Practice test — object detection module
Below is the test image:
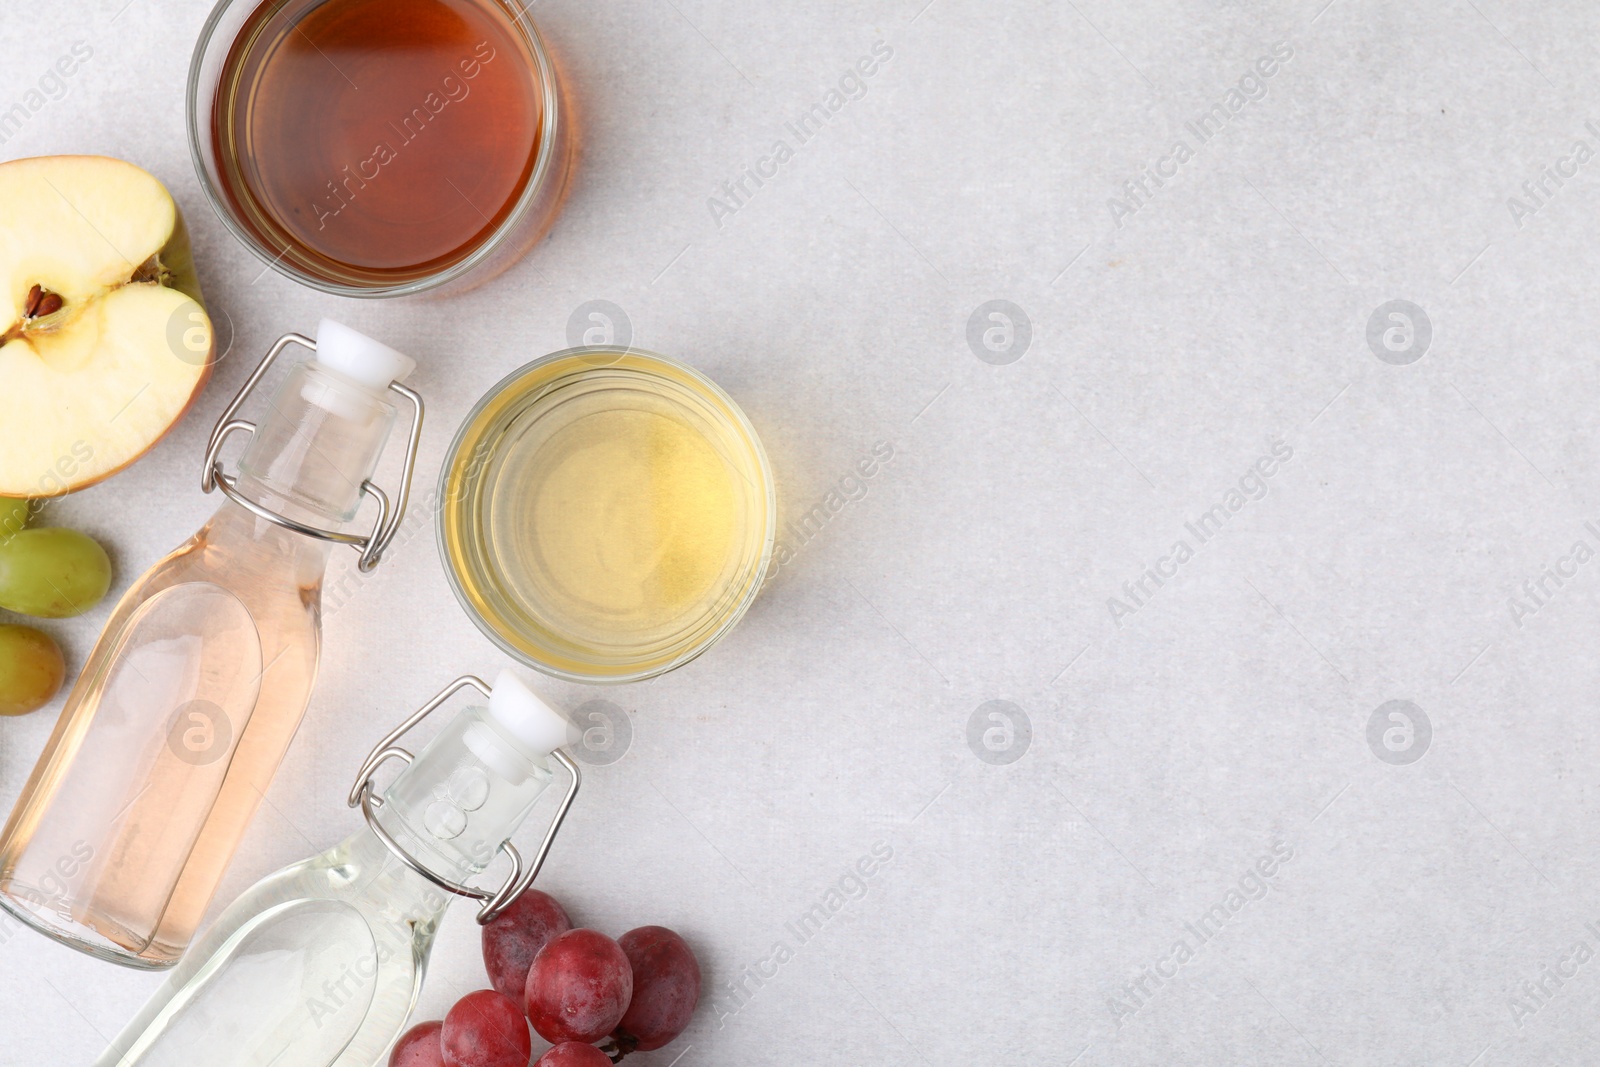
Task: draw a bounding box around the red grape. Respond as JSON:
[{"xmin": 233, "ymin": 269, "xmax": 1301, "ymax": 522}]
[
  {"xmin": 389, "ymin": 1020, "xmax": 445, "ymax": 1067},
  {"xmin": 613, "ymin": 926, "xmax": 700, "ymax": 1052},
  {"xmin": 534, "ymin": 1042, "xmax": 612, "ymax": 1067},
  {"xmin": 482, "ymin": 888, "xmax": 572, "ymax": 1004},
  {"xmin": 441, "ymin": 990, "xmax": 532, "ymax": 1067},
  {"xmin": 525, "ymin": 929, "xmax": 634, "ymax": 1044}
]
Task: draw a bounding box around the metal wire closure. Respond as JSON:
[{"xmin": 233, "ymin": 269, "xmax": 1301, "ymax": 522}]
[
  {"xmin": 200, "ymin": 331, "xmax": 424, "ymax": 572},
  {"xmin": 345, "ymin": 675, "xmax": 582, "ymax": 924}
]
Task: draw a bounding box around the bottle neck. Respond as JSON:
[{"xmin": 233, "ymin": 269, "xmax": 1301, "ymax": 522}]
[
  {"xmin": 373, "ymin": 706, "xmax": 555, "ymax": 887},
  {"xmin": 234, "ymin": 361, "xmax": 399, "ymax": 530}
]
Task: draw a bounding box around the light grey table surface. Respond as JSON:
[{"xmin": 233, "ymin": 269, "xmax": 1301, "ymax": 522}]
[{"xmin": 3, "ymin": 0, "xmax": 1598, "ymax": 1064}]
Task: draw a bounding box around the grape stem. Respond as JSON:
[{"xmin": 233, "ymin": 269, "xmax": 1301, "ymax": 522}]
[{"xmin": 598, "ymin": 1035, "xmax": 634, "ymax": 1062}]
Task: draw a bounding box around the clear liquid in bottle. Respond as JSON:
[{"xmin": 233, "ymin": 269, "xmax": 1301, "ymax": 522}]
[{"xmin": 96, "ymin": 672, "xmax": 575, "ymax": 1066}]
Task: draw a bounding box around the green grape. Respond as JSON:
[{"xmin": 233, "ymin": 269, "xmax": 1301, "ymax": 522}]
[
  {"xmin": 0, "ymin": 528, "xmax": 113, "ymax": 618},
  {"xmin": 0, "ymin": 624, "xmax": 65, "ymax": 716},
  {"xmin": 0, "ymin": 497, "xmax": 29, "ymax": 541}
]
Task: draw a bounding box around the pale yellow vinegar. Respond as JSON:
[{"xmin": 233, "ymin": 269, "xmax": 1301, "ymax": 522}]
[
  {"xmin": 441, "ymin": 351, "xmax": 773, "ymax": 682},
  {"xmin": 494, "ymin": 405, "xmax": 739, "ymax": 640}
]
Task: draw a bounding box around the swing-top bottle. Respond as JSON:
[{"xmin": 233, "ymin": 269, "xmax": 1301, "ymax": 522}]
[{"xmin": 0, "ymin": 319, "xmax": 424, "ymax": 968}]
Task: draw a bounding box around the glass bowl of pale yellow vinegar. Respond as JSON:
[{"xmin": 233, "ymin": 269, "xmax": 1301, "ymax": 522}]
[{"xmin": 437, "ymin": 348, "xmax": 775, "ymax": 683}]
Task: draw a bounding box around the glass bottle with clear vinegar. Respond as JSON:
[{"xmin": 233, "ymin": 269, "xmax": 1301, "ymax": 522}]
[
  {"xmin": 94, "ymin": 672, "xmax": 578, "ymax": 1067},
  {"xmin": 0, "ymin": 320, "xmax": 423, "ymax": 968}
]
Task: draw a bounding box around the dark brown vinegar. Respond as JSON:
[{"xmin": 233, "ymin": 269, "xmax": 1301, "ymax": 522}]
[{"xmin": 212, "ymin": 0, "xmax": 543, "ymax": 284}]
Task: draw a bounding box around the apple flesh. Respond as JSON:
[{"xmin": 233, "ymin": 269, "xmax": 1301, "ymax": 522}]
[{"xmin": 0, "ymin": 155, "xmax": 213, "ymax": 497}]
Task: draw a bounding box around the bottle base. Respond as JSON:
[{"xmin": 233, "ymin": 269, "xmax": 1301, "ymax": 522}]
[{"xmin": 0, "ymin": 884, "xmax": 179, "ymax": 970}]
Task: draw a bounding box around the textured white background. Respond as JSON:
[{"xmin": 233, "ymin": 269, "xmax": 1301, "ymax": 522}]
[{"xmin": 3, "ymin": 0, "xmax": 1600, "ymax": 1064}]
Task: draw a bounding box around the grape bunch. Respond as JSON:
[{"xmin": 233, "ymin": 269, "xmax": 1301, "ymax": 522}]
[
  {"xmin": 390, "ymin": 888, "xmax": 701, "ymax": 1067},
  {"xmin": 0, "ymin": 497, "xmax": 112, "ymax": 716}
]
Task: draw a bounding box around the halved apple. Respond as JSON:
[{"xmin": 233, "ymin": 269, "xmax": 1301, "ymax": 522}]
[{"xmin": 0, "ymin": 155, "xmax": 214, "ymax": 497}]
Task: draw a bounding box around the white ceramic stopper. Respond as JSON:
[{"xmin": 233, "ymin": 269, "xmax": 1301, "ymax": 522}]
[
  {"xmin": 489, "ymin": 669, "xmax": 571, "ymax": 757},
  {"xmin": 314, "ymin": 318, "xmax": 416, "ymax": 389}
]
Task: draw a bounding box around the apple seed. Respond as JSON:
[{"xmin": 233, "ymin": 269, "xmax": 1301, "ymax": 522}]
[
  {"xmin": 4, "ymin": 284, "xmax": 67, "ymax": 344},
  {"xmin": 20, "ymin": 284, "xmax": 61, "ymax": 320}
]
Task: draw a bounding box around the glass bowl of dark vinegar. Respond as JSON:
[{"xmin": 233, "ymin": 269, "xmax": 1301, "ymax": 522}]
[{"xmin": 188, "ymin": 0, "xmax": 570, "ymax": 297}]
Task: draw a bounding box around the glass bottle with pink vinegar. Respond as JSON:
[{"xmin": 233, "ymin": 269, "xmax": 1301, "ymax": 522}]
[{"xmin": 0, "ymin": 319, "xmax": 422, "ymax": 968}]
